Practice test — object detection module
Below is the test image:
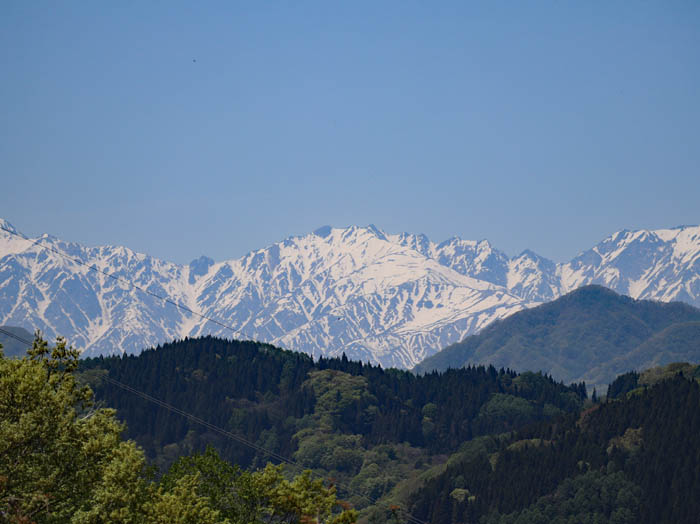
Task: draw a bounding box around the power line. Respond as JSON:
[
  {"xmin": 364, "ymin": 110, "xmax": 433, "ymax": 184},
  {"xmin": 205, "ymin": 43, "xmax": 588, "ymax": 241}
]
[
  {"xmin": 1, "ymin": 333, "xmax": 429, "ymax": 524},
  {"xmin": 0, "ymin": 233, "xmax": 428, "ymax": 524},
  {"xmin": 100, "ymin": 375, "xmax": 426, "ymax": 524},
  {"xmin": 0, "ymin": 326, "xmax": 34, "ymax": 346},
  {"xmin": 1, "ymin": 327, "xmax": 426, "ymax": 524},
  {"xmin": 101, "ymin": 375, "xmax": 297, "ymax": 466}
]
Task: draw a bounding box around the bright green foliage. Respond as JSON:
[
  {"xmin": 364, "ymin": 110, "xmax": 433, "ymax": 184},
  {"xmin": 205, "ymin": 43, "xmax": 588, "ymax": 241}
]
[
  {"xmin": 160, "ymin": 447, "xmax": 249, "ymax": 522},
  {"xmin": 303, "ymin": 369, "xmax": 376, "ymax": 430},
  {"xmin": 70, "ymin": 440, "xmax": 151, "ymax": 523},
  {"xmin": 0, "ymin": 338, "xmax": 356, "ymax": 524},
  {"xmin": 294, "ymin": 432, "xmax": 364, "ymax": 474},
  {"xmin": 0, "ymin": 336, "xmax": 143, "ymax": 522},
  {"xmin": 252, "ymin": 464, "xmax": 356, "ymax": 524},
  {"xmin": 161, "ymin": 447, "xmax": 357, "ymax": 524},
  {"xmin": 294, "ymin": 370, "xmax": 373, "ymax": 475},
  {"xmin": 145, "ymin": 474, "xmax": 226, "ymax": 524},
  {"xmin": 292, "ymin": 369, "xmax": 426, "ymax": 511}
]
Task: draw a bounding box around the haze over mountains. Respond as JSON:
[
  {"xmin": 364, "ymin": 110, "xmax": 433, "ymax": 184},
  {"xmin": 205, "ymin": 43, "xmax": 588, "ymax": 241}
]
[{"xmin": 0, "ymin": 218, "xmax": 698, "ymax": 368}]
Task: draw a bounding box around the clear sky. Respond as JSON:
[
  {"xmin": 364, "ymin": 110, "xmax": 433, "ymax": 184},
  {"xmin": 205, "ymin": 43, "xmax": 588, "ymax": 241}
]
[{"xmin": 2, "ymin": 1, "xmax": 699, "ymax": 264}]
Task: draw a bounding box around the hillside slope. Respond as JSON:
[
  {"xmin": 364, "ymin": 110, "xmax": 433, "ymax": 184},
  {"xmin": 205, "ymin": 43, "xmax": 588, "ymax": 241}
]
[
  {"xmin": 81, "ymin": 336, "xmax": 585, "ymax": 515},
  {"xmin": 414, "ymin": 286, "xmax": 700, "ymax": 387},
  {"xmin": 407, "ymin": 368, "xmax": 700, "ymax": 524}
]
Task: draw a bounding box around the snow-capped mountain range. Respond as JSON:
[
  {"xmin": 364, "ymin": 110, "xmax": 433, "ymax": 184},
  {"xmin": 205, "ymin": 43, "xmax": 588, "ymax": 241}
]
[{"xmin": 0, "ymin": 218, "xmax": 698, "ymax": 368}]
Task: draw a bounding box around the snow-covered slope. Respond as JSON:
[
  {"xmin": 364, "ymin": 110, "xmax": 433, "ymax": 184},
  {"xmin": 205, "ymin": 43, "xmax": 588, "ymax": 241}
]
[
  {"xmin": 1, "ymin": 218, "xmax": 698, "ymax": 368},
  {"xmin": 559, "ymin": 227, "xmax": 700, "ymax": 305}
]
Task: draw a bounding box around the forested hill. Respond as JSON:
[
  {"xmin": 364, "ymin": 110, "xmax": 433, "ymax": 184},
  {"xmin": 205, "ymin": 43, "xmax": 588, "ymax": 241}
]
[
  {"xmin": 414, "ymin": 285, "xmax": 700, "ymax": 388},
  {"xmin": 78, "ymin": 338, "xmax": 700, "ymax": 522},
  {"xmin": 408, "ymin": 364, "xmax": 700, "ymax": 524},
  {"xmin": 81, "ymin": 336, "xmax": 586, "ymax": 517}
]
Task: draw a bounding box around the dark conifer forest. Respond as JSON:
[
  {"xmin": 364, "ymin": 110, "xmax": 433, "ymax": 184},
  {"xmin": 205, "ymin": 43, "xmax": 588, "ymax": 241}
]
[
  {"xmin": 79, "ymin": 336, "xmax": 700, "ymax": 523},
  {"xmin": 410, "ymin": 372, "xmax": 700, "ymax": 523},
  {"xmin": 82, "ymin": 337, "xmax": 583, "ymax": 469}
]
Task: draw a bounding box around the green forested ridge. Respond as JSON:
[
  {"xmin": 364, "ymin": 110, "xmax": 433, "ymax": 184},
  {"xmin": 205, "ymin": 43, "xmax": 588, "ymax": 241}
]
[
  {"xmin": 0, "ymin": 338, "xmax": 356, "ymax": 523},
  {"xmin": 600, "ymin": 321, "xmax": 700, "ymax": 378},
  {"xmin": 607, "ymin": 361, "xmax": 700, "ymax": 399},
  {"xmin": 408, "ymin": 370, "xmax": 700, "ymax": 523},
  {"xmin": 8, "ymin": 332, "xmax": 700, "ymax": 523},
  {"xmin": 80, "ymin": 336, "xmax": 585, "ymax": 518},
  {"xmin": 414, "ymin": 285, "xmax": 700, "ymax": 388}
]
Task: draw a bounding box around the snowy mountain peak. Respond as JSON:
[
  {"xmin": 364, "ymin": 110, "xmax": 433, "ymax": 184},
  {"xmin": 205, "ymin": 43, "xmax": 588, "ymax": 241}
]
[
  {"xmin": 560, "ymin": 225, "xmax": 700, "ymax": 305},
  {"xmin": 435, "ymin": 236, "xmax": 477, "ymax": 250},
  {"xmin": 515, "ymin": 249, "xmax": 549, "ymax": 262},
  {"xmin": 365, "ymin": 223, "xmax": 387, "ymax": 239},
  {"xmin": 391, "ymin": 232, "xmax": 433, "ymax": 257},
  {"xmin": 0, "ymin": 218, "xmax": 698, "ymax": 369},
  {"xmin": 334, "ymin": 223, "xmax": 388, "ymax": 243},
  {"xmin": 0, "ymin": 219, "xmax": 18, "ymax": 235},
  {"xmin": 0, "ymin": 220, "xmax": 35, "ymax": 256}
]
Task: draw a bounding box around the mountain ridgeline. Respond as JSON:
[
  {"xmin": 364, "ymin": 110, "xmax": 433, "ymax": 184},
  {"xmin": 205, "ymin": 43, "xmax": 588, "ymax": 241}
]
[
  {"xmin": 1, "ymin": 218, "xmax": 699, "ymax": 368},
  {"xmin": 414, "ymin": 286, "xmax": 700, "ymax": 388}
]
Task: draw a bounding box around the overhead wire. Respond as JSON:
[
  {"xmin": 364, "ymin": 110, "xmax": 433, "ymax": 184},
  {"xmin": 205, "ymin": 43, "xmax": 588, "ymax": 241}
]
[
  {"xmin": 0, "ymin": 326, "xmax": 34, "ymax": 346},
  {"xmin": 0, "ymin": 326, "xmax": 426, "ymax": 524},
  {"xmin": 0, "ymin": 228, "xmax": 428, "ymax": 524}
]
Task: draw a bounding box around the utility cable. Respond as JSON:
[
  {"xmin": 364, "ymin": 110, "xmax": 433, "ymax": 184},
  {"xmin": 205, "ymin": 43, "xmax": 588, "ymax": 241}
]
[
  {"xmin": 0, "ymin": 326, "xmax": 34, "ymax": 346},
  {"xmin": 0, "ymin": 240, "xmax": 429, "ymax": 524},
  {"xmin": 0, "ymin": 326, "xmax": 427, "ymax": 524}
]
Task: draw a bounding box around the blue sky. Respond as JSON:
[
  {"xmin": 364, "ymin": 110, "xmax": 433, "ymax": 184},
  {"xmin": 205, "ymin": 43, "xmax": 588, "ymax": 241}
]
[{"xmin": 2, "ymin": 1, "xmax": 699, "ymax": 263}]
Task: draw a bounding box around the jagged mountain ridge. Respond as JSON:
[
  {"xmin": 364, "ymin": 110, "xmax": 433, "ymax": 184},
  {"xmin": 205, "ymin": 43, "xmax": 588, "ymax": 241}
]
[{"xmin": 0, "ymin": 218, "xmax": 698, "ymax": 368}]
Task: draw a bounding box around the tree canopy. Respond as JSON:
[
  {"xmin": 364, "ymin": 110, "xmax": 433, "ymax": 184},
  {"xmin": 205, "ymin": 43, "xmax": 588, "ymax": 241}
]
[{"xmin": 0, "ymin": 337, "xmax": 356, "ymax": 524}]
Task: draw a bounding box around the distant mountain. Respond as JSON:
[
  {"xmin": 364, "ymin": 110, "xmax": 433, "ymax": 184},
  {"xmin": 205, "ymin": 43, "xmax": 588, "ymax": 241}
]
[
  {"xmin": 414, "ymin": 286, "xmax": 700, "ymax": 388},
  {"xmin": 0, "ymin": 325, "xmax": 33, "ymax": 358},
  {"xmin": 558, "ymin": 226, "xmax": 700, "ymax": 304},
  {"xmin": 600, "ymin": 322, "xmax": 700, "ymax": 381},
  {"xmin": 1, "ymin": 218, "xmax": 699, "ymax": 368}
]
